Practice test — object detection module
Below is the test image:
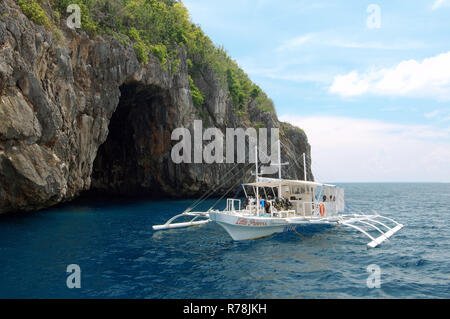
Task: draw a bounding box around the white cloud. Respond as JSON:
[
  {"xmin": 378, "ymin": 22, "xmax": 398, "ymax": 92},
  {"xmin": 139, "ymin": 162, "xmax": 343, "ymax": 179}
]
[
  {"xmin": 425, "ymin": 110, "xmax": 441, "ymax": 118},
  {"xmin": 245, "ymin": 65, "xmax": 332, "ymax": 84},
  {"xmin": 276, "ymin": 34, "xmax": 314, "ymax": 52},
  {"xmin": 258, "ymin": 72, "xmax": 331, "ymax": 84},
  {"xmin": 424, "ymin": 109, "xmax": 450, "ymax": 122},
  {"xmin": 328, "ymin": 40, "xmax": 424, "ymax": 50},
  {"xmin": 381, "ymin": 106, "xmax": 401, "ymax": 112},
  {"xmin": 329, "ymin": 51, "xmax": 450, "ymax": 100},
  {"xmin": 276, "ymin": 33, "xmax": 423, "ymax": 53},
  {"xmin": 279, "ymin": 115, "xmax": 450, "ymax": 182},
  {"xmin": 432, "ymin": 0, "xmax": 450, "ymax": 10}
]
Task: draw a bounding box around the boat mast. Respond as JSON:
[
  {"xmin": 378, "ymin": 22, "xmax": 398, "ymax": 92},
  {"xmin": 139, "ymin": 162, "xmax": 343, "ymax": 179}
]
[
  {"xmin": 303, "ymin": 153, "xmax": 307, "ymax": 181},
  {"xmin": 255, "ymin": 145, "xmax": 259, "ymax": 216},
  {"xmin": 278, "ymin": 139, "xmax": 282, "ymax": 199}
]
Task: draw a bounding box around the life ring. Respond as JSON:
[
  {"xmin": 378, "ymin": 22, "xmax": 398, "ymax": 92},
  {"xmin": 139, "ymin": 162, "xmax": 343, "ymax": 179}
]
[{"xmin": 319, "ymin": 203, "xmax": 325, "ymax": 216}]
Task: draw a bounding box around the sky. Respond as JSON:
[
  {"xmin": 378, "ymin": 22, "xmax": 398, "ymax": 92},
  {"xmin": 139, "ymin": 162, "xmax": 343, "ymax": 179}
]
[{"xmin": 183, "ymin": 0, "xmax": 450, "ymax": 182}]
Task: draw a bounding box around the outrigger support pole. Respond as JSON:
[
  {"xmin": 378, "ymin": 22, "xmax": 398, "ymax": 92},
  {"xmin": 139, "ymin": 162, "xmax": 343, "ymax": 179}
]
[
  {"xmin": 336, "ymin": 214, "xmax": 404, "ymax": 248},
  {"xmin": 152, "ymin": 212, "xmax": 210, "ymax": 231}
]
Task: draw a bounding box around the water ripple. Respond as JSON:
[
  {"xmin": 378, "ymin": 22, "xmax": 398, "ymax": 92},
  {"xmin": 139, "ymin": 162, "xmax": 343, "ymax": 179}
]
[{"xmin": 0, "ymin": 183, "xmax": 449, "ymax": 298}]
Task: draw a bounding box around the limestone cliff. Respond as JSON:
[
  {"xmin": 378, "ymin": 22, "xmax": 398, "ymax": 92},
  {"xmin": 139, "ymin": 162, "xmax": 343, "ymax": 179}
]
[{"xmin": 0, "ymin": 0, "xmax": 313, "ymax": 214}]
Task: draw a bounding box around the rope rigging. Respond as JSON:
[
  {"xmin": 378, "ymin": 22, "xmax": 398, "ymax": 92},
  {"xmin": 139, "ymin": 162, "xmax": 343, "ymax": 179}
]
[
  {"xmin": 208, "ymin": 162, "xmax": 255, "ymax": 211},
  {"xmin": 183, "ymin": 161, "xmax": 242, "ymax": 213},
  {"xmin": 185, "ymin": 161, "xmax": 255, "ymax": 214}
]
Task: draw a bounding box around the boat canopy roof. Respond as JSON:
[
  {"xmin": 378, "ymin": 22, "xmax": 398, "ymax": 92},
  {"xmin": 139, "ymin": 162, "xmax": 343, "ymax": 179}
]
[{"xmin": 244, "ymin": 177, "xmax": 336, "ymax": 188}]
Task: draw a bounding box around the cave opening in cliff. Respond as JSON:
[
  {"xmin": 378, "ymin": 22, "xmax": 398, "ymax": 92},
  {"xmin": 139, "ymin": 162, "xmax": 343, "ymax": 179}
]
[{"xmin": 90, "ymin": 83, "xmax": 175, "ymax": 197}]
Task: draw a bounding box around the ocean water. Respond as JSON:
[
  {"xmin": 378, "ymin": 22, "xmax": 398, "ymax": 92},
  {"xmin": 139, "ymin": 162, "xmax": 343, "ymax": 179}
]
[{"xmin": 0, "ymin": 183, "xmax": 449, "ymax": 299}]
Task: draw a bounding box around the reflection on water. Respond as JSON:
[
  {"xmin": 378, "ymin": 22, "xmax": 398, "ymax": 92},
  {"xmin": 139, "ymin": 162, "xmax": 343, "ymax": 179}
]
[{"xmin": 0, "ymin": 183, "xmax": 449, "ymax": 298}]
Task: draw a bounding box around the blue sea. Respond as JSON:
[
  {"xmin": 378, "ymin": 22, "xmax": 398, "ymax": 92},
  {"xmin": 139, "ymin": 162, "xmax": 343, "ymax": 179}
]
[{"xmin": 0, "ymin": 183, "xmax": 449, "ymax": 299}]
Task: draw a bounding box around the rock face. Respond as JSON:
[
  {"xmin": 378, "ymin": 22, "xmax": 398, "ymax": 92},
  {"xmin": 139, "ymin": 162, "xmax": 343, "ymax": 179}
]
[{"xmin": 0, "ymin": 0, "xmax": 313, "ymax": 214}]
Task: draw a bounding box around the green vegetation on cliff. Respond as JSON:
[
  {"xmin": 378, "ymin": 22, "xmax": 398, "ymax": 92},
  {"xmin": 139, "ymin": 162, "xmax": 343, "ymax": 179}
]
[
  {"xmin": 16, "ymin": 0, "xmax": 52, "ymax": 27},
  {"xmin": 15, "ymin": 0, "xmax": 276, "ymax": 115}
]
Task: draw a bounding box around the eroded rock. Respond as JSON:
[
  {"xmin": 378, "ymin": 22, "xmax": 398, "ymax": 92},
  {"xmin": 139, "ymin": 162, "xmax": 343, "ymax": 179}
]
[{"xmin": 0, "ymin": 0, "xmax": 313, "ymax": 214}]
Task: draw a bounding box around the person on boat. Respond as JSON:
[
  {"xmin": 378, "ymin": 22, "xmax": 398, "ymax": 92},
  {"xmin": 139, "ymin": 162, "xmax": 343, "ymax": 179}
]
[
  {"xmin": 259, "ymin": 196, "xmax": 265, "ymax": 211},
  {"xmin": 264, "ymin": 200, "xmax": 271, "ymax": 215},
  {"xmin": 285, "ymin": 198, "xmax": 293, "ymax": 209},
  {"xmin": 274, "ymin": 197, "xmax": 281, "ymax": 210},
  {"xmin": 243, "ymin": 198, "xmax": 249, "ymax": 209},
  {"xmin": 323, "ymin": 195, "xmax": 327, "ymax": 202}
]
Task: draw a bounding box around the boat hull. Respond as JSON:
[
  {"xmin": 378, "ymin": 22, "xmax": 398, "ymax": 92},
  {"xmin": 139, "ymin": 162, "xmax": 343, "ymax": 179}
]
[
  {"xmin": 216, "ymin": 222, "xmax": 286, "ymax": 241},
  {"xmin": 209, "ymin": 212, "xmax": 288, "ymax": 240}
]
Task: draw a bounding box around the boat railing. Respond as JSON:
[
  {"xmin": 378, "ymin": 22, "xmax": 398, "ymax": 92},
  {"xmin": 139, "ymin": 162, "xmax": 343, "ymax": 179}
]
[
  {"xmin": 225, "ymin": 199, "xmax": 241, "ymax": 212},
  {"xmin": 226, "ymin": 199, "xmax": 337, "ymax": 218},
  {"xmin": 327, "ymin": 201, "xmax": 337, "ymax": 216},
  {"xmin": 271, "ymin": 210, "xmax": 296, "ymax": 218},
  {"xmin": 301, "ymin": 201, "xmax": 337, "ymax": 218}
]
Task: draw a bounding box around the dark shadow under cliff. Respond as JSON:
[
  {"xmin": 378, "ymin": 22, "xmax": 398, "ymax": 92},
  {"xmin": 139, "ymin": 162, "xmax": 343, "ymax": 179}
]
[
  {"xmin": 91, "ymin": 83, "xmax": 178, "ymax": 197},
  {"xmin": 89, "ymin": 82, "xmax": 313, "ymax": 199}
]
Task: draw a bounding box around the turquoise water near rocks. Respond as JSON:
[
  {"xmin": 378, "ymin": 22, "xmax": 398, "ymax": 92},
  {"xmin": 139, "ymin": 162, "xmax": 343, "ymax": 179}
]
[{"xmin": 0, "ymin": 183, "xmax": 449, "ymax": 298}]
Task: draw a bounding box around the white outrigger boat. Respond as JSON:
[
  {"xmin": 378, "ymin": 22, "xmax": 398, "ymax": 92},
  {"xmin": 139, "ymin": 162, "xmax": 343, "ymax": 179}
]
[{"xmin": 154, "ymin": 143, "xmax": 404, "ymax": 248}]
